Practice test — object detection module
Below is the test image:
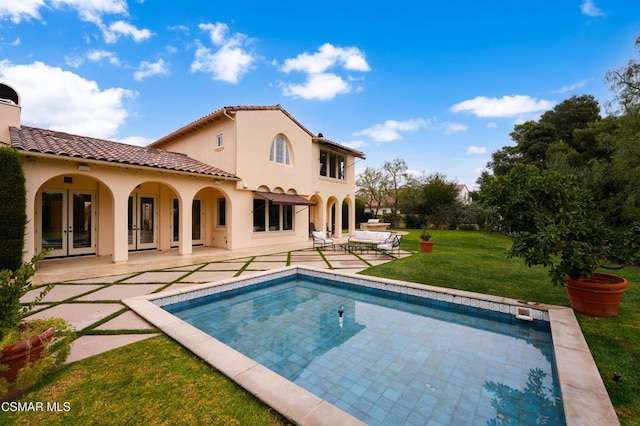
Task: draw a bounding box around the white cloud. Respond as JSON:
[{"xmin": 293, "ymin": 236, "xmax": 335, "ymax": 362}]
[
  {"xmin": 280, "ymin": 43, "xmax": 370, "ymax": 74},
  {"xmin": 50, "ymin": 0, "xmax": 128, "ymax": 23},
  {"xmin": 279, "ymin": 43, "xmax": 370, "ymax": 101},
  {"xmin": 281, "ymin": 73, "xmax": 350, "ymax": 101},
  {"xmin": 553, "ymin": 78, "xmax": 590, "ymax": 94},
  {"xmin": 580, "ymin": 0, "xmax": 604, "ymax": 17},
  {"xmin": 0, "ymin": 60, "xmax": 135, "ymax": 139},
  {"xmin": 486, "ymin": 122, "xmax": 498, "ymax": 128},
  {"xmin": 8, "ymin": 38, "xmax": 21, "ymax": 46},
  {"xmin": 3, "ymin": 0, "xmax": 153, "ymax": 44},
  {"xmin": 87, "ymin": 49, "xmax": 121, "ymax": 66},
  {"xmin": 466, "ymin": 146, "xmax": 487, "ymax": 155},
  {"xmin": 134, "ymin": 58, "xmax": 168, "ymax": 81},
  {"xmin": 190, "ymin": 23, "xmax": 256, "ymax": 84},
  {"xmin": 450, "ymin": 95, "xmax": 555, "ymax": 118},
  {"xmin": 199, "ymin": 22, "xmax": 228, "ymax": 46},
  {"xmin": 354, "ymin": 118, "xmax": 428, "ymax": 142},
  {"xmin": 442, "ymin": 121, "xmax": 468, "ymax": 134},
  {"xmin": 0, "ymin": 0, "xmax": 45, "ymax": 23},
  {"xmin": 103, "ymin": 20, "xmax": 153, "ymax": 43}
]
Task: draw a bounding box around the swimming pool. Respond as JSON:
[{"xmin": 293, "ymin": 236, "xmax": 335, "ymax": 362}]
[{"xmin": 125, "ymin": 266, "xmax": 618, "ymax": 425}]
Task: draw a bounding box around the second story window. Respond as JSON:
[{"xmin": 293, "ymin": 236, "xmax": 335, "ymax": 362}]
[
  {"xmin": 270, "ymin": 135, "xmax": 290, "ymax": 165},
  {"xmin": 319, "ymin": 149, "xmax": 345, "ymax": 180},
  {"xmin": 216, "ymin": 134, "xmax": 223, "ymax": 148}
]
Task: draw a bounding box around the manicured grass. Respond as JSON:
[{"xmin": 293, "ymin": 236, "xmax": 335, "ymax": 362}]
[
  {"xmin": 363, "ymin": 230, "xmax": 640, "ymax": 425},
  {"xmin": 6, "ymin": 231, "xmax": 639, "ymax": 424},
  {"xmin": 4, "ymin": 335, "xmax": 288, "ymax": 426}
]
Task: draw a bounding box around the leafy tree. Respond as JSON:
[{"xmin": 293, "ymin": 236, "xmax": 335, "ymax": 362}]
[
  {"xmin": 356, "ymin": 167, "xmax": 387, "ymax": 217},
  {"xmin": 382, "ymin": 159, "xmax": 408, "ymax": 228},
  {"xmin": 399, "ymin": 172, "xmax": 460, "ymax": 228},
  {"xmin": 605, "ymin": 34, "xmax": 640, "ymax": 115},
  {"xmin": 539, "ymin": 94, "xmax": 601, "ymax": 148},
  {"xmin": 510, "ymin": 121, "xmax": 558, "ymax": 167}
]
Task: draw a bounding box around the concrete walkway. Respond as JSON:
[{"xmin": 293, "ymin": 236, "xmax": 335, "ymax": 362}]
[{"xmin": 26, "ymin": 242, "xmax": 411, "ymax": 364}]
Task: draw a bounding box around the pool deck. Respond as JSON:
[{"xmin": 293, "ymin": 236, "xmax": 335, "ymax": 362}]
[
  {"xmin": 27, "ymin": 240, "xmax": 406, "ymax": 364},
  {"xmin": 26, "ymin": 242, "xmax": 619, "ymax": 425}
]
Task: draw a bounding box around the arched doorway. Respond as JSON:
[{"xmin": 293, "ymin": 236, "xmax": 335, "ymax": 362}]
[{"xmin": 36, "ymin": 174, "xmax": 112, "ymax": 258}]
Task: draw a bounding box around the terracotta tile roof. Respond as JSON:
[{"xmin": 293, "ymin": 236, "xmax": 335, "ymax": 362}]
[{"xmin": 10, "ymin": 126, "xmax": 239, "ymax": 179}]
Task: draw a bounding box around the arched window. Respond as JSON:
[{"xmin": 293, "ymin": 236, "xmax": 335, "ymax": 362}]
[{"xmin": 269, "ymin": 135, "xmax": 290, "ymax": 165}]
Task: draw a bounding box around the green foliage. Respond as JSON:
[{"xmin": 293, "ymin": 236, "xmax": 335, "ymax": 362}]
[
  {"xmin": 419, "ymin": 228, "xmax": 431, "ymax": 241},
  {"xmin": 0, "ymin": 249, "xmax": 73, "ymax": 396},
  {"xmin": 400, "ymin": 172, "xmax": 460, "ymax": 229},
  {"xmin": 0, "ymin": 146, "xmax": 27, "ymax": 271},
  {"xmin": 0, "ymin": 250, "xmax": 52, "ymax": 341},
  {"xmin": 5, "ymin": 336, "xmax": 287, "ymax": 425},
  {"xmin": 481, "ymin": 164, "xmax": 613, "ymax": 285}
]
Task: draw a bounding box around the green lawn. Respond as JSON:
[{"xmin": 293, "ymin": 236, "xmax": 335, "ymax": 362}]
[
  {"xmin": 3, "ymin": 335, "xmax": 288, "ymax": 426},
  {"xmin": 5, "ymin": 230, "xmax": 639, "ymax": 424}
]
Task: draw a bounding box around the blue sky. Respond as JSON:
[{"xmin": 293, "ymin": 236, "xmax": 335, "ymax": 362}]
[{"xmin": 0, "ymin": 1, "xmax": 638, "ymax": 188}]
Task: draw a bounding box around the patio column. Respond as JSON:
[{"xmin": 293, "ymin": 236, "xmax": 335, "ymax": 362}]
[
  {"xmin": 112, "ymin": 191, "xmax": 129, "ymax": 263},
  {"xmin": 179, "ymin": 197, "xmax": 192, "ymax": 257}
]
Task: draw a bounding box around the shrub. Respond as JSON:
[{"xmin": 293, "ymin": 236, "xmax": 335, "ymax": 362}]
[{"xmin": 0, "ymin": 147, "xmax": 26, "ymax": 271}]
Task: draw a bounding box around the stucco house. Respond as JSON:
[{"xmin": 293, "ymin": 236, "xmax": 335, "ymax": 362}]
[{"xmin": 0, "ymin": 83, "xmax": 364, "ymax": 264}]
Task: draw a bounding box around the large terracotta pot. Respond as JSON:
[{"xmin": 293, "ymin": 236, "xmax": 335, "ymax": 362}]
[
  {"xmin": 1, "ymin": 326, "xmax": 55, "ymax": 383},
  {"xmin": 565, "ymin": 273, "xmax": 628, "ymax": 317},
  {"xmin": 419, "ymin": 240, "xmax": 435, "ymax": 253}
]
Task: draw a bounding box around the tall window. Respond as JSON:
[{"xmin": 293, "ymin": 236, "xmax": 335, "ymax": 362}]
[
  {"xmin": 253, "ymin": 199, "xmax": 294, "ymax": 232},
  {"xmin": 216, "ymin": 134, "xmax": 223, "ymax": 148},
  {"xmin": 270, "ymin": 135, "xmax": 290, "ymax": 164},
  {"xmin": 319, "ymin": 149, "xmax": 345, "ymax": 180}
]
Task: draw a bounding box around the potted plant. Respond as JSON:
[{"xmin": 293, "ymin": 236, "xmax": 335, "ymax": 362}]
[
  {"xmin": 482, "ymin": 164, "xmax": 639, "ymax": 317},
  {"xmin": 419, "ymin": 228, "xmax": 435, "ymax": 253},
  {"xmin": 0, "ymin": 250, "xmax": 73, "ymax": 399}
]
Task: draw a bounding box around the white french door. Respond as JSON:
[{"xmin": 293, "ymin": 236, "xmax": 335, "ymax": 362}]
[
  {"xmin": 128, "ymin": 194, "xmax": 157, "ymax": 250},
  {"xmin": 39, "ymin": 189, "xmax": 95, "ymax": 257}
]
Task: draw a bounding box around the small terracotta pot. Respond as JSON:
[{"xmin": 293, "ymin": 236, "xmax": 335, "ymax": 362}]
[
  {"xmin": 1, "ymin": 326, "xmax": 55, "ymax": 383},
  {"xmin": 419, "ymin": 240, "xmax": 435, "ymax": 253},
  {"xmin": 565, "ymin": 273, "xmax": 628, "ymax": 317}
]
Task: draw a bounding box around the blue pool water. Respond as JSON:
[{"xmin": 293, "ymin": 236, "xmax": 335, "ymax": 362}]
[{"xmin": 166, "ymin": 276, "xmax": 564, "ymax": 425}]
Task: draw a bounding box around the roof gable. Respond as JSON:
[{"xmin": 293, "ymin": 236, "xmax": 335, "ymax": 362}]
[
  {"xmin": 10, "ymin": 126, "xmax": 238, "ymax": 179},
  {"xmin": 149, "ymin": 105, "xmax": 366, "ymax": 158}
]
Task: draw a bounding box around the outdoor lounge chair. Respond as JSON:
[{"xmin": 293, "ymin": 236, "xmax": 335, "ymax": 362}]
[
  {"xmin": 376, "ymin": 234, "xmax": 402, "ymax": 257},
  {"xmin": 312, "ymin": 230, "xmax": 334, "ymax": 250}
]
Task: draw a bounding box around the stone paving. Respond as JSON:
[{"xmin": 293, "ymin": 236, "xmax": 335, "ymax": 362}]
[{"xmin": 25, "ymin": 245, "xmax": 410, "ymax": 364}]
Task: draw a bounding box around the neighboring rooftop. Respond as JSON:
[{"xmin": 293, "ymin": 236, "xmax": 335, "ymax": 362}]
[{"xmin": 10, "ymin": 126, "xmax": 239, "ymax": 179}]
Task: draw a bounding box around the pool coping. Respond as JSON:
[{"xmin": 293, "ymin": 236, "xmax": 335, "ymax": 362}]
[{"xmin": 123, "ymin": 266, "xmax": 619, "ymax": 426}]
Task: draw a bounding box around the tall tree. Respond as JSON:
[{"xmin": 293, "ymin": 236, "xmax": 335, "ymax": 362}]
[
  {"xmin": 356, "ymin": 167, "xmax": 387, "ymax": 217},
  {"xmin": 539, "ymin": 94, "xmax": 601, "ymax": 148},
  {"xmin": 605, "ymin": 34, "xmax": 640, "ymax": 116},
  {"xmin": 382, "ymin": 159, "xmax": 408, "ymax": 228}
]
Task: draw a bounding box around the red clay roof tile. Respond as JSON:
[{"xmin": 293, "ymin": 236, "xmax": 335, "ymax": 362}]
[{"xmin": 10, "ymin": 126, "xmax": 238, "ymax": 179}]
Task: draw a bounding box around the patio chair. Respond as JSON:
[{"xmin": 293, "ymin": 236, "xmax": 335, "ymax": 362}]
[
  {"xmin": 312, "ymin": 230, "xmax": 334, "ymax": 250},
  {"xmin": 376, "ymin": 234, "xmax": 402, "ymax": 257}
]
